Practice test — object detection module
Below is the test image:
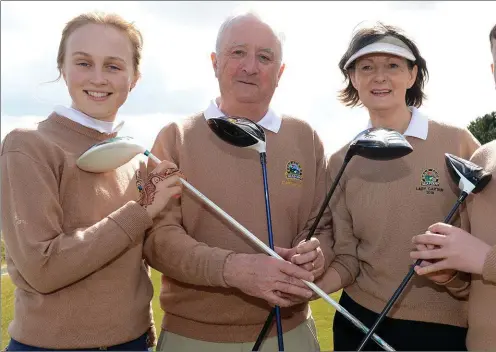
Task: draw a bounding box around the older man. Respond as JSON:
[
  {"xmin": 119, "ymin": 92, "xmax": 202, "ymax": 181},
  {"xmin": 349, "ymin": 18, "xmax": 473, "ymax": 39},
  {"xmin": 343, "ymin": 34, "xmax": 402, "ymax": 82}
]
[{"xmin": 143, "ymin": 11, "xmax": 333, "ymax": 352}]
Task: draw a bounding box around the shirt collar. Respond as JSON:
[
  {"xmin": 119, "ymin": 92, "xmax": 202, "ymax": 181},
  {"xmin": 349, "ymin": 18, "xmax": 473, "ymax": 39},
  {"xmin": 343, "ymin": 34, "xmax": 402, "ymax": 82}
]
[
  {"xmin": 53, "ymin": 105, "xmax": 124, "ymax": 135},
  {"xmin": 366, "ymin": 106, "xmax": 428, "ymax": 140},
  {"xmin": 203, "ymin": 98, "xmax": 282, "ymax": 134}
]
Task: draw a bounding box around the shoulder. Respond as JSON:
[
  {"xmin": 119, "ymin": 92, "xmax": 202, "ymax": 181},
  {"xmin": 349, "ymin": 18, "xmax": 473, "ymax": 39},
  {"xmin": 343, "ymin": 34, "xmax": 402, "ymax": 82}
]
[
  {"xmin": 155, "ymin": 113, "xmax": 205, "ymax": 139},
  {"xmin": 281, "ymin": 114, "xmax": 315, "ymax": 132},
  {"xmin": 427, "ymin": 118, "xmax": 469, "ymax": 136},
  {"xmin": 327, "ymin": 142, "xmax": 349, "ymax": 166},
  {"xmin": 470, "ymin": 140, "xmax": 496, "ymax": 168},
  {"xmin": 280, "ymin": 114, "xmax": 323, "ymax": 142},
  {"xmin": 425, "ymin": 114, "xmax": 477, "ymax": 146},
  {"xmin": 1, "ymin": 115, "xmax": 55, "ymax": 157}
]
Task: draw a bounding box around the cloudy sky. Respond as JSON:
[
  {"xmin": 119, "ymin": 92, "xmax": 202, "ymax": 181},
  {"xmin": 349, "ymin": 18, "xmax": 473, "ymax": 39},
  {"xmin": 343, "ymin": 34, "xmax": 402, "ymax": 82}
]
[{"xmin": 1, "ymin": 1, "xmax": 495, "ymax": 154}]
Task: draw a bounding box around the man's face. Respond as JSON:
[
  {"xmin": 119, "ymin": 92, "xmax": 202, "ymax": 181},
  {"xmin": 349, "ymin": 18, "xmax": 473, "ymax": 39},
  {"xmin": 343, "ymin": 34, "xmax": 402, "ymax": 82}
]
[
  {"xmin": 491, "ymin": 39, "xmax": 496, "ymax": 87},
  {"xmin": 211, "ymin": 17, "xmax": 285, "ymax": 107}
]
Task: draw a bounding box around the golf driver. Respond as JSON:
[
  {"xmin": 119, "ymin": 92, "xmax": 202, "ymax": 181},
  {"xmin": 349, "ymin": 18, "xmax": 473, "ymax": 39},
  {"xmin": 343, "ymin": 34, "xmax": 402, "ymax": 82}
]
[
  {"xmin": 77, "ymin": 135, "xmax": 395, "ymax": 351},
  {"xmin": 207, "ymin": 116, "xmax": 284, "ymax": 351},
  {"xmin": 248, "ymin": 127, "xmax": 414, "ymax": 350},
  {"xmin": 357, "ymin": 153, "xmax": 493, "ymax": 351},
  {"xmin": 207, "ymin": 118, "xmax": 407, "ymax": 351}
]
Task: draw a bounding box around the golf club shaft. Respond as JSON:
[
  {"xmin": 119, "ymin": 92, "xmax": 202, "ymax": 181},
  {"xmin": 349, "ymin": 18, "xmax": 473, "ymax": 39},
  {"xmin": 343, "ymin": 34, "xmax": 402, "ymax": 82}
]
[
  {"xmin": 305, "ymin": 159, "xmax": 350, "ymax": 241},
  {"xmin": 148, "ymin": 152, "xmax": 394, "ymax": 351},
  {"xmin": 252, "ymin": 309, "xmax": 276, "ymax": 351},
  {"xmin": 254, "ymin": 158, "xmax": 352, "ymax": 349},
  {"xmin": 356, "ymin": 194, "xmax": 467, "ymax": 351},
  {"xmin": 260, "ymin": 153, "xmax": 284, "ymax": 351}
]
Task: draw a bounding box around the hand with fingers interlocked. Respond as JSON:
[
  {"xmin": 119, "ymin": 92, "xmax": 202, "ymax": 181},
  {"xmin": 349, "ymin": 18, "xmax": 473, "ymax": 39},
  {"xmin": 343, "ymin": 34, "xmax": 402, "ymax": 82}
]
[
  {"xmin": 263, "ymin": 237, "xmax": 325, "ymax": 307},
  {"xmin": 410, "ymin": 222, "xmax": 492, "ymax": 281},
  {"xmin": 222, "ymin": 253, "xmax": 315, "ymax": 307},
  {"xmin": 275, "ymin": 237, "xmax": 326, "ymax": 279}
]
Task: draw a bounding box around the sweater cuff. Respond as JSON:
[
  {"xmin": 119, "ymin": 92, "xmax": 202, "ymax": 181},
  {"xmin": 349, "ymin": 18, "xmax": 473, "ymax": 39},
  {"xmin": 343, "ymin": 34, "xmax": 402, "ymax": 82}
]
[
  {"xmin": 215, "ymin": 251, "xmax": 236, "ymax": 288},
  {"xmin": 108, "ymin": 201, "xmax": 153, "ymax": 243},
  {"xmin": 435, "ymin": 271, "xmax": 469, "ymax": 289},
  {"xmin": 482, "ymin": 245, "xmax": 496, "ymax": 283},
  {"xmin": 330, "ymin": 261, "xmax": 353, "ymax": 288}
]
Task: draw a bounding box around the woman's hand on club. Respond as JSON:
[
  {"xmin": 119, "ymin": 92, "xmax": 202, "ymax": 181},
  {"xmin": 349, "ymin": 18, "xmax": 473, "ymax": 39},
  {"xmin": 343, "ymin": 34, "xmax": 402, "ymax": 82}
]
[
  {"xmin": 137, "ymin": 160, "xmax": 184, "ymax": 219},
  {"xmin": 411, "ymin": 243, "xmax": 457, "ymax": 284},
  {"xmin": 275, "ymin": 238, "xmax": 326, "ymax": 279},
  {"xmin": 222, "ymin": 253, "xmax": 315, "ymax": 307},
  {"xmin": 410, "ymin": 223, "xmax": 492, "ymax": 276}
]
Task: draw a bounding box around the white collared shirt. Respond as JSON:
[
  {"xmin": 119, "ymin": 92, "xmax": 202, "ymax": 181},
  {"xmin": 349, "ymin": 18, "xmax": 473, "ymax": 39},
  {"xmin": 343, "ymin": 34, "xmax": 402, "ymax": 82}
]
[
  {"xmin": 54, "ymin": 105, "xmax": 124, "ymax": 135},
  {"xmin": 203, "ymin": 99, "xmax": 282, "ymax": 134},
  {"xmin": 366, "ymin": 106, "xmax": 428, "ymax": 140}
]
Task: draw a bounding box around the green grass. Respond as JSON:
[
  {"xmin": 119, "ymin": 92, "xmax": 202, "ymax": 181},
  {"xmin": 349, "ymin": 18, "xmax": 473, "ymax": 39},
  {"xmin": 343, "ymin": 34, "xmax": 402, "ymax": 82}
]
[
  {"xmin": 1, "ymin": 238, "xmax": 5, "ymax": 267},
  {"xmin": 1, "ymin": 274, "xmax": 15, "ymax": 350},
  {"xmin": 2, "ymin": 270, "xmax": 340, "ymax": 351}
]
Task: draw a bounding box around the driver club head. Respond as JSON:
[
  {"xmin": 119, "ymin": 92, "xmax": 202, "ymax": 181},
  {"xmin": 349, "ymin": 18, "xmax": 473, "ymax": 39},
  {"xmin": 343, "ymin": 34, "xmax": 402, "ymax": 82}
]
[
  {"xmin": 345, "ymin": 127, "xmax": 413, "ymax": 161},
  {"xmin": 77, "ymin": 136, "xmax": 146, "ymax": 173},
  {"xmin": 445, "ymin": 153, "xmax": 492, "ymax": 195},
  {"xmin": 207, "ymin": 116, "xmax": 266, "ymax": 153}
]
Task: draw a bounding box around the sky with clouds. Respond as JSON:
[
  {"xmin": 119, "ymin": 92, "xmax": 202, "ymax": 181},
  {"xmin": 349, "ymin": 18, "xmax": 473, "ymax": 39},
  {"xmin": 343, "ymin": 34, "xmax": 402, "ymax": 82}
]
[{"xmin": 1, "ymin": 1, "xmax": 495, "ymax": 154}]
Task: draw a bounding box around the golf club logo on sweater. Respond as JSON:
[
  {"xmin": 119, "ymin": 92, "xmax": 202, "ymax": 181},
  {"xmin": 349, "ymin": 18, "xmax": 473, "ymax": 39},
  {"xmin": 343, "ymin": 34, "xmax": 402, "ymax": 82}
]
[
  {"xmin": 417, "ymin": 168, "xmax": 444, "ymax": 195},
  {"xmin": 283, "ymin": 161, "xmax": 303, "ymax": 186}
]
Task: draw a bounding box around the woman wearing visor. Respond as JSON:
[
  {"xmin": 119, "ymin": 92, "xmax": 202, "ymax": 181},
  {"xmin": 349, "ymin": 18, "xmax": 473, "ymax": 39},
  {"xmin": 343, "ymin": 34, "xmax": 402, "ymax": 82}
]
[{"xmin": 316, "ymin": 23, "xmax": 480, "ymax": 350}]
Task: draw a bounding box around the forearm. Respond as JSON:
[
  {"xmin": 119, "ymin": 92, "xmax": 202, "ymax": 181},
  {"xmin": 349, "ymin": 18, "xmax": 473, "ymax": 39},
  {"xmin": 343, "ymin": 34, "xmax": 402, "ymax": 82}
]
[
  {"xmin": 436, "ymin": 271, "xmax": 471, "ymax": 299},
  {"xmin": 1, "ymin": 150, "xmax": 153, "ymax": 293},
  {"xmin": 316, "ymin": 266, "xmax": 343, "ymax": 294},
  {"xmin": 143, "ymin": 213, "xmax": 235, "ymax": 287},
  {"xmin": 294, "ymin": 141, "xmax": 334, "ymax": 269},
  {"xmin": 327, "ymin": 152, "xmax": 360, "ymax": 287},
  {"xmin": 483, "ymin": 245, "xmax": 496, "ymax": 284},
  {"xmin": 4, "ymin": 201, "xmax": 151, "ymax": 293}
]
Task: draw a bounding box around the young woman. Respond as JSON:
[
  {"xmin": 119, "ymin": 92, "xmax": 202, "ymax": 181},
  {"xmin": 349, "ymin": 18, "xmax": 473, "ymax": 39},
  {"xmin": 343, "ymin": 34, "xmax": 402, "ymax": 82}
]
[
  {"xmin": 410, "ymin": 23, "xmax": 496, "ymax": 351},
  {"xmin": 316, "ymin": 22, "xmax": 480, "ymax": 351},
  {"xmin": 1, "ymin": 12, "xmax": 182, "ymax": 351}
]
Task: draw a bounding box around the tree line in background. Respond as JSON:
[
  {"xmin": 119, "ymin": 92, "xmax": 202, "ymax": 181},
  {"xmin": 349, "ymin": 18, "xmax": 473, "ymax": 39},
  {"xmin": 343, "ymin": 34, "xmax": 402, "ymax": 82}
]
[{"xmin": 468, "ymin": 111, "xmax": 496, "ymax": 145}]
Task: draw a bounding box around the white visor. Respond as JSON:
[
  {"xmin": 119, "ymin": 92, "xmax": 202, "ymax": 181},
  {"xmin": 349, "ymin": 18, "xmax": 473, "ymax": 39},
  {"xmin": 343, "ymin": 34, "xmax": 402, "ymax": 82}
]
[{"xmin": 344, "ymin": 36, "xmax": 416, "ymax": 69}]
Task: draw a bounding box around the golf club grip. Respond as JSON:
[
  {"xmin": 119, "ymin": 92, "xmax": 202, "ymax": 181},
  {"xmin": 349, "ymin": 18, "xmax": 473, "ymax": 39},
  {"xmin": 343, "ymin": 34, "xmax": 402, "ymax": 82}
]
[
  {"xmin": 144, "ymin": 152, "xmax": 393, "ymax": 351},
  {"xmin": 357, "ymin": 197, "xmax": 466, "ymax": 350},
  {"xmin": 146, "ymin": 152, "xmax": 161, "ymax": 164},
  {"xmin": 254, "ymin": 158, "xmax": 351, "ymax": 347},
  {"xmin": 178, "ymin": 178, "xmax": 394, "ymax": 351},
  {"xmin": 305, "ymin": 160, "xmax": 349, "ymax": 241}
]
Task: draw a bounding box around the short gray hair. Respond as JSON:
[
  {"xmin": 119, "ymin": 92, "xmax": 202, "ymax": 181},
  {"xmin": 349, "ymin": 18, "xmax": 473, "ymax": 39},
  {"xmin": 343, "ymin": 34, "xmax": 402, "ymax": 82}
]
[{"xmin": 215, "ymin": 11, "xmax": 285, "ymax": 61}]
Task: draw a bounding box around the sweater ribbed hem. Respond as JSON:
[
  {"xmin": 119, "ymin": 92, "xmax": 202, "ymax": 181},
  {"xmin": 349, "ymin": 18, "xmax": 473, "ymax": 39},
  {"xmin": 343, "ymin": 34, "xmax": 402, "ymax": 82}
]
[
  {"xmin": 345, "ymin": 285, "xmax": 468, "ymax": 328},
  {"xmin": 160, "ymin": 307, "xmax": 309, "ymax": 343}
]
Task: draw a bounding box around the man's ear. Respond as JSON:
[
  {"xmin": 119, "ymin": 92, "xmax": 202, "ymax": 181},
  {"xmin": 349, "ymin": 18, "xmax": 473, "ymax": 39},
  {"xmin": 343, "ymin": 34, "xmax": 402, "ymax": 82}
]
[{"xmin": 211, "ymin": 52, "xmax": 219, "ymax": 78}]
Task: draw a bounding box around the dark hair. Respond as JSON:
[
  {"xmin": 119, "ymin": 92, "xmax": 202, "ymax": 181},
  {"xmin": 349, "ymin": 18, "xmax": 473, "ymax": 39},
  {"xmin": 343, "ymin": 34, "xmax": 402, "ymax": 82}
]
[
  {"xmin": 338, "ymin": 22, "xmax": 429, "ymax": 108},
  {"xmin": 490, "ymin": 24, "xmax": 496, "ymax": 49}
]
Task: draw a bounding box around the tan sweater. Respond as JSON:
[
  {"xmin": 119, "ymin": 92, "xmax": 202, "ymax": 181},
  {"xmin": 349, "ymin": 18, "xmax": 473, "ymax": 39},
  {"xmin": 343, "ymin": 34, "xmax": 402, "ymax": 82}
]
[
  {"xmin": 143, "ymin": 113, "xmax": 334, "ymax": 342},
  {"xmin": 464, "ymin": 140, "xmax": 496, "ymax": 350},
  {"xmin": 327, "ymin": 120, "xmax": 480, "ymax": 327},
  {"xmin": 1, "ymin": 113, "xmax": 155, "ymax": 349}
]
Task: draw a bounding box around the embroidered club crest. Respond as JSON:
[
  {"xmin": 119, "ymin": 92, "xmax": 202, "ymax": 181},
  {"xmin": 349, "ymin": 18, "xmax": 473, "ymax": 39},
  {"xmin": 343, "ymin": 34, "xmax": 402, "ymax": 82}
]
[
  {"xmin": 420, "ymin": 168, "xmax": 440, "ymax": 187},
  {"xmin": 416, "ymin": 168, "xmax": 444, "ymax": 195},
  {"xmin": 285, "ymin": 161, "xmax": 303, "ymax": 182}
]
